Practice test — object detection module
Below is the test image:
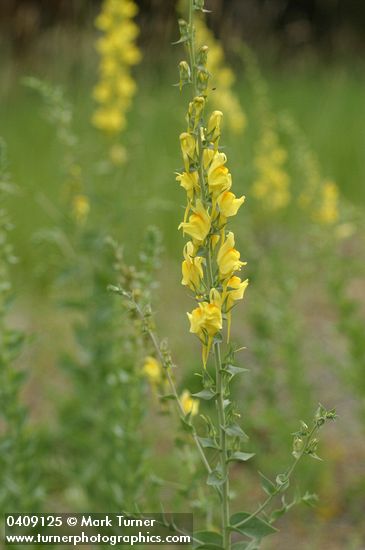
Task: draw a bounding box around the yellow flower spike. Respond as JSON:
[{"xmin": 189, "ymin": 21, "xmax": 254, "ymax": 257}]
[
  {"xmin": 176, "ymin": 171, "xmax": 200, "ymax": 201},
  {"xmin": 143, "ymin": 356, "xmax": 162, "ymax": 385},
  {"xmin": 180, "ymin": 132, "xmax": 197, "ymax": 170},
  {"xmin": 181, "ymin": 241, "xmax": 204, "ymax": 292},
  {"xmin": 217, "ymin": 231, "xmax": 246, "ymax": 281},
  {"xmin": 178, "ymin": 199, "xmax": 211, "ymax": 243},
  {"xmin": 180, "ymin": 390, "xmax": 199, "ymax": 416},
  {"xmin": 224, "ymin": 276, "xmax": 249, "ymax": 342},
  {"xmin": 72, "ymin": 194, "xmax": 90, "ymax": 225},
  {"xmin": 217, "ymin": 191, "xmax": 245, "ymax": 219},
  {"xmin": 92, "ymin": 0, "xmax": 140, "ymax": 141},
  {"xmin": 207, "ymin": 152, "xmax": 232, "ymax": 197}
]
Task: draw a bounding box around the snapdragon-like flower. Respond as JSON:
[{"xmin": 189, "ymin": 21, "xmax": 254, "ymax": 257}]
[
  {"xmin": 181, "ymin": 241, "xmax": 204, "ymax": 292},
  {"xmin": 217, "ymin": 191, "xmax": 245, "ymax": 220},
  {"xmin": 92, "ymin": 0, "xmax": 141, "ymax": 142},
  {"xmin": 207, "ymin": 152, "xmax": 232, "ymax": 197},
  {"xmin": 187, "ymin": 289, "xmax": 223, "ymax": 366},
  {"xmin": 217, "ymin": 232, "xmax": 246, "ymax": 281},
  {"xmin": 179, "ymin": 199, "xmax": 211, "ymax": 243},
  {"xmin": 223, "ymin": 276, "xmax": 249, "ymax": 341}
]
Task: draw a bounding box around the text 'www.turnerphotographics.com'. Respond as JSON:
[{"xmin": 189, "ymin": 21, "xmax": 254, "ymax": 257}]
[{"xmin": 4, "ymin": 513, "xmax": 193, "ymax": 546}]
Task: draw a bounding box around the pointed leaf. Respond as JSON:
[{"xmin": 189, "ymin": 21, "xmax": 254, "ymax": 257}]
[
  {"xmin": 193, "ymin": 389, "xmax": 216, "ymax": 400},
  {"xmin": 193, "ymin": 531, "xmax": 223, "ymax": 549},
  {"xmin": 227, "ymin": 452, "xmax": 255, "ymax": 463},
  {"xmin": 230, "ymin": 512, "xmax": 278, "ymax": 539},
  {"xmin": 258, "ymin": 471, "xmax": 277, "ymax": 496},
  {"xmin": 197, "ymin": 437, "xmax": 220, "ymax": 450},
  {"xmin": 224, "ymin": 364, "xmax": 249, "ymax": 377},
  {"xmin": 223, "ymin": 424, "xmax": 249, "ymax": 440}
]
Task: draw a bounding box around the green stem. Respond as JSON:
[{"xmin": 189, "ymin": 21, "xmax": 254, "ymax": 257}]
[
  {"xmin": 185, "ymin": 3, "xmax": 230, "ymax": 546},
  {"xmin": 133, "ymin": 299, "xmax": 213, "ymax": 475},
  {"xmin": 232, "ymin": 424, "xmax": 318, "ymax": 530},
  {"xmin": 214, "ymin": 340, "xmax": 230, "ymax": 549}
]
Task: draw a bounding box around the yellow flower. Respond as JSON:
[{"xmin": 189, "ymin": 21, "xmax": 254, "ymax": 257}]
[
  {"xmin": 225, "ymin": 276, "xmax": 249, "ymax": 311},
  {"xmin": 217, "ymin": 191, "xmax": 245, "ymax": 219},
  {"xmin": 315, "ymin": 180, "xmax": 339, "ymax": 225},
  {"xmin": 207, "ymin": 152, "xmax": 232, "ymax": 197},
  {"xmin": 176, "ymin": 171, "xmax": 200, "ymax": 200},
  {"xmin": 181, "ymin": 241, "xmax": 204, "ymax": 292},
  {"xmin": 203, "ymin": 147, "xmax": 215, "ymax": 170},
  {"xmin": 72, "ymin": 194, "xmax": 90, "ymax": 224},
  {"xmin": 143, "ymin": 356, "xmax": 162, "ymax": 385},
  {"xmin": 207, "ymin": 110, "xmax": 223, "ymax": 143},
  {"xmin": 222, "ymin": 276, "xmax": 249, "ymax": 342},
  {"xmin": 180, "ymin": 132, "xmax": 196, "ymax": 170},
  {"xmin": 187, "ymin": 289, "xmax": 222, "ymax": 366},
  {"xmin": 179, "ymin": 199, "xmax": 211, "ymax": 243},
  {"xmin": 180, "ymin": 390, "xmax": 199, "ymax": 416},
  {"xmin": 217, "ymin": 231, "xmax": 245, "ymax": 281}
]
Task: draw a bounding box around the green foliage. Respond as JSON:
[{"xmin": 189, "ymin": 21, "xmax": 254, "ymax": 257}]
[{"xmin": 0, "ymin": 139, "xmax": 42, "ymax": 514}]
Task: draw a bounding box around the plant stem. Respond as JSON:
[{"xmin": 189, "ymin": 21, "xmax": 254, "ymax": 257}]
[
  {"xmin": 214, "ymin": 340, "xmax": 230, "ymax": 549},
  {"xmin": 232, "ymin": 424, "xmax": 318, "ymax": 530},
  {"xmin": 132, "ymin": 298, "xmax": 213, "ymax": 475}
]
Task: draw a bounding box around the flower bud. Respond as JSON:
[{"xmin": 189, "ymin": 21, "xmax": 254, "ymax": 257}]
[
  {"xmin": 178, "ymin": 19, "xmax": 189, "ymax": 41},
  {"xmin": 197, "ymin": 45, "xmax": 209, "ymax": 67},
  {"xmin": 179, "ymin": 61, "xmax": 191, "ymax": 91},
  {"xmin": 207, "ymin": 110, "xmax": 223, "ymax": 142},
  {"xmin": 293, "ymin": 436, "xmax": 304, "ymax": 454},
  {"xmin": 194, "ymin": 0, "xmax": 205, "ymax": 10},
  {"xmin": 188, "ymin": 96, "xmax": 205, "ymax": 130},
  {"xmin": 197, "ymin": 68, "xmax": 209, "ymax": 94}
]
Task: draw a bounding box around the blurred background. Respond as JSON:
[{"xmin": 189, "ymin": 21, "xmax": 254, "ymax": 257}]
[{"xmin": 1, "ymin": 1, "xmax": 365, "ymax": 549}]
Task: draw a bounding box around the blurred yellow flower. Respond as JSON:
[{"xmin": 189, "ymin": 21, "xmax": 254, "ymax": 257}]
[
  {"xmin": 315, "ymin": 180, "xmax": 339, "ymax": 225},
  {"xmin": 180, "ymin": 390, "xmax": 199, "ymax": 416},
  {"xmin": 253, "ymin": 130, "xmax": 290, "ymax": 210},
  {"xmin": 195, "ymin": 17, "xmax": 246, "ymax": 135},
  {"xmin": 143, "ymin": 356, "xmax": 162, "ymax": 385},
  {"xmin": 72, "ymin": 194, "xmax": 90, "ymax": 225}
]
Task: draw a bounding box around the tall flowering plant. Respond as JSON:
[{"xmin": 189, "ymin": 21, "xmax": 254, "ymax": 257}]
[{"xmin": 113, "ymin": 1, "xmax": 336, "ymax": 547}]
